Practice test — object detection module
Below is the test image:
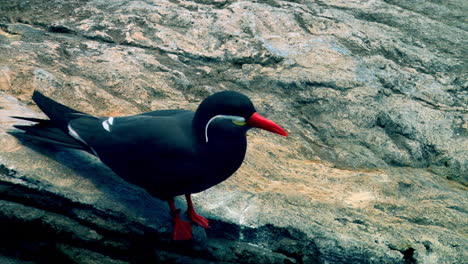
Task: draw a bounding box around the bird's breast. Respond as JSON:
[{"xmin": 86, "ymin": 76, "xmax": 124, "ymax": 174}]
[{"xmin": 192, "ymin": 138, "xmax": 247, "ymax": 189}]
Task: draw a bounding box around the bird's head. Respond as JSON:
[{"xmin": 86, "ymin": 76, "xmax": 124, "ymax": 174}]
[{"xmin": 193, "ymin": 91, "xmax": 288, "ymax": 142}]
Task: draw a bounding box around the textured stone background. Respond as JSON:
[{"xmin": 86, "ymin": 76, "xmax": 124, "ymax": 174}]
[{"xmin": 0, "ymin": 0, "xmax": 467, "ymax": 263}]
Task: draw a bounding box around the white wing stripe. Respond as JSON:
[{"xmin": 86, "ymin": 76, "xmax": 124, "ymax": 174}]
[
  {"xmin": 102, "ymin": 117, "xmax": 114, "ymax": 132},
  {"xmin": 102, "ymin": 120, "xmax": 111, "ymax": 132},
  {"xmin": 68, "ymin": 124, "xmax": 87, "ymax": 145},
  {"xmin": 68, "ymin": 124, "xmax": 99, "ymax": 156}
]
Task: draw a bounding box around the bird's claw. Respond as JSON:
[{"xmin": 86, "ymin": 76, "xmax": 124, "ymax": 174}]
[
  {"xmin": 187, "ymin": 208, "xmax": 210, "ymax": 229},
  {"xmin": 172, "ymin": 212, "xmax": 193, "ymax": 240}
]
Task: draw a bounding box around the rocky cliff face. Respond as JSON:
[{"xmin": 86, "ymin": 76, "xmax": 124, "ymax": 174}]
[{"xmin": 0, "ymin": 0, "xmax": 467, "ymax": 263}]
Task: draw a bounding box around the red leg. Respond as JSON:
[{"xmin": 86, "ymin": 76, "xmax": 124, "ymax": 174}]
[
  {"xmin": 168, "ymin": 199, "xmax": 192, "ymax": 240},
  {"xmin": 185, "ymin": 194, "xmax": 210, "ymax": 229}
]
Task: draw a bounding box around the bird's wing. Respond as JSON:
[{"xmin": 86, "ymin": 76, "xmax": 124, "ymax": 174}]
[
  {"xmin": 68, "ymin": 112, "xmax": 196, "ymax": 160},
  {"xmin": 139, "ymin": 109, "xmax": 191, "ymax": 117}
]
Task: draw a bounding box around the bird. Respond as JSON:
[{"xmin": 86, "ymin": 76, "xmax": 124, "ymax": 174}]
[{"xmin": 12, "ymin": 90, "xmax": 288, "ymax": 240}]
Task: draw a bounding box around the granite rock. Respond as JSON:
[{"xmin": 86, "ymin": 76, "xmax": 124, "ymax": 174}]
[{"xmin": 0, "ymin": 0, "xmax": 467, "ymax": 263}]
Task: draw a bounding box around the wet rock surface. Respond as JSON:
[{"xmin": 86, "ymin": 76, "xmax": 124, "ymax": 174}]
[{"xmin": 0, "ymin": 0, "xmax": 467, "ymax": 263}]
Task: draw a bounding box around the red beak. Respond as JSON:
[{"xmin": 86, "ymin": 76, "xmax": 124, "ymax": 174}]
[{"xmin": 247, "ymin": 112, "xmax": 288, "ymax": 137}]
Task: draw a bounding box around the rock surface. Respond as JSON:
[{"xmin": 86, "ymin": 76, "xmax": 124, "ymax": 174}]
[{"xmin": 0, "ymin": 0, "xmax": 467, "ymax": 263}]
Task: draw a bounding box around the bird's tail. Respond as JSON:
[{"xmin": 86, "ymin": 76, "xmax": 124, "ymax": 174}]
[
  {"xmin": 10, "ymin": 91, "xmax": 91, "ymax": 151},
  {"xmin": 31, "ymin": 90, "xmax": 85, "ymax": 131}
]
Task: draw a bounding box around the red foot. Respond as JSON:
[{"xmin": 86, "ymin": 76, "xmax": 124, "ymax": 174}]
[
  {"xmin": 168, "ymin": 199, "xmax": 193, "ymax": 240},
  {"xmin": 187, "ymin": 207, "xmax": 210, "ymax": 229},
  {"xmin": 185, "ymin": 194, "xmax": 210, "ymax": 229},
  {"xmin": 173, "ymin": 212, "xmax": 193, "ymax": 240}
]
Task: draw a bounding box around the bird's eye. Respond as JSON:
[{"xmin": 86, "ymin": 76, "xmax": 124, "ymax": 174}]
[{"xmin": 232, "ymin": 120, "xmax": 246, "ymax": 126}]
